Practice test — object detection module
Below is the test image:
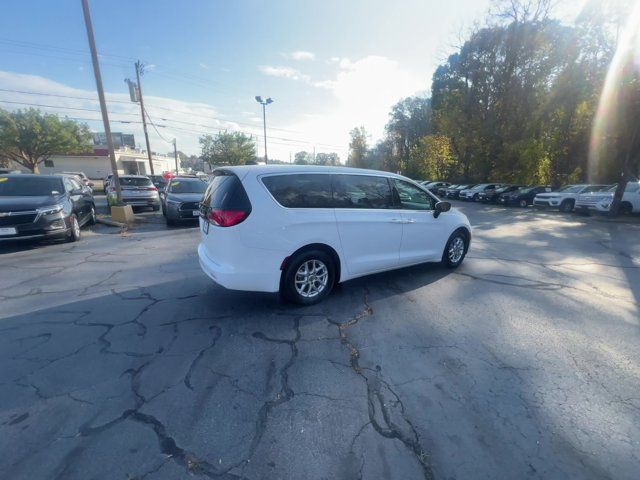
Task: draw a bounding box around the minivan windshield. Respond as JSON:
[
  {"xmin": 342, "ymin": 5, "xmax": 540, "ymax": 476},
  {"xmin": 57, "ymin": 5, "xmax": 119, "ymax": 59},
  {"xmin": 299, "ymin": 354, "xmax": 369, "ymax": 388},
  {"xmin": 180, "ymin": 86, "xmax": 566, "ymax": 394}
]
[{"xmin": 0, "ymin": 176, "xmax": 64, "ymax": 196}]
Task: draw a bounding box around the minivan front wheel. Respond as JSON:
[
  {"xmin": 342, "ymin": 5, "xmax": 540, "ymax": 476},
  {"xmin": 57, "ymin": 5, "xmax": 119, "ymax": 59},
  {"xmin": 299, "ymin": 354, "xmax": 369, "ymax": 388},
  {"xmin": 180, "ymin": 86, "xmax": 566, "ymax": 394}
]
[
  {"xmin": 442, "ymin": 230, "xmax": 468, "ymax": 268},
  {"xmin": 282, "ymin": 250, "xmax": 335, "ymax": 305}
]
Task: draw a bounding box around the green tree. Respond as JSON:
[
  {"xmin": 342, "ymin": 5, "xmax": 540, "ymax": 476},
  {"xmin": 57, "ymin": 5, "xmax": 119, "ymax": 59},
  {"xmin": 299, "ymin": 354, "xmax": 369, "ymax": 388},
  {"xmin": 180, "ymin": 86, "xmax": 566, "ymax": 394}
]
[
  {"xmin": 294, "ymin": 151, "xmax": 312, "ymax": 165},
  {"xmin": 314, "ymin": 152, "xmax": 340, "ymax": 165},
  {"xmin": 199, "ymin": 131, "xmax": 256, "ymax": 166},
  {"xmin": 408, "ymin": 135, "xmax": 457, "ymax": 180},
  {"xmin": 0, "ymin": 108, "xmax": 92, "ymax": 173},
  {"xmin": 348, "ymin": 127, "xmax": 368, "ymax": 168}
]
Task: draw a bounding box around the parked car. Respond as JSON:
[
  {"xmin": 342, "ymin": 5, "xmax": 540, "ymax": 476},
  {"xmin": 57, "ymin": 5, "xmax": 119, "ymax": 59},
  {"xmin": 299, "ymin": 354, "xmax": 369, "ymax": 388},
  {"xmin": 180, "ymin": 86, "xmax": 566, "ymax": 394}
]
[
  {"xmin": 445, "ymin": 184, "xmax": 475, "ymax": 199},
  {"xmin": 459, "ymin": 184, "xmax": 501, "ymax": 201},
  {"xmin": 534, "ymin": 184, "xmax": 609, "ymax": 212},
  {"xmin": 160, "ymin": 176, "xmax": 208, "ymax": 225},
  {"xmin": 198, "ymin": 166, "xmax": 471, "ymax": 305},
  {"xmin": 437, "ymin": 184, "xmax": 457, "ymax": 197},
  {"xmin": 423, "ymin": 181, "xmax": 450, "ymax": 195},
  {"xmin": 0, "ymin": 174, "xmax": 95, "ymax": 242},
  {"xmin": 499, "ymin": 185, "xmax": 552, "ymax": 207},
  {"xmin": 478, "ymin": 185, "xmax": 521, "ymax": 203},
  {"xmin": 0, "ymin": 168, "xmax": 21, "ymax": 174},
  {"xmin": 149, "ymin": 174, "xmax": 169, "ymax": 191},
  {"xmin": 575, "ymin": 182, "xmax": 640, "ymax": 214},
  {"xmin": 107, "ymin": 175, "xmax": 160, "ymax": 210},
  {"xmin": 62, "ymin": 171, "xmax": 93, "ymax": 190}
]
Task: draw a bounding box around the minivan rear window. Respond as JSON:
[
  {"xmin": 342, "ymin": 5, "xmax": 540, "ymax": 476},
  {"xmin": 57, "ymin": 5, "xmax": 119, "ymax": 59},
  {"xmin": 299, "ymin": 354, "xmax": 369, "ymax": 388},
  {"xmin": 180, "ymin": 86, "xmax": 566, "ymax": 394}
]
[
  {"xmin": 262, "ymin": 174, "xmax": 333, "ymax": 208},
  {"xmin": 203, "ymin": 171, "xmax": 251, "ymax": 210}
]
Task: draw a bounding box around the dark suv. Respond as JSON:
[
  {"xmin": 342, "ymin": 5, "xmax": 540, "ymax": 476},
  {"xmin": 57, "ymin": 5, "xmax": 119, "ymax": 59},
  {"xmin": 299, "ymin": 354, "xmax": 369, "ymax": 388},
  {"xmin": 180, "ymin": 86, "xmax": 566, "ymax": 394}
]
[
  {"xmin": 0, "ymin": 174, "xmax": 95, "ymax": 243},
  {"xmin": 160, "ymin": 176, "xmax": 208, "ymax": 225}
]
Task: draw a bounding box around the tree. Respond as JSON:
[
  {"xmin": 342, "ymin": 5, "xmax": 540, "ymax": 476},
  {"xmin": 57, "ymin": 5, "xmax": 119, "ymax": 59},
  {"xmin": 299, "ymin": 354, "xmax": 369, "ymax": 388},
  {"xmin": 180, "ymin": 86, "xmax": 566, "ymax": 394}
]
[
  {"xmin": 294, "ymin": 151, "xmax": 311, "ymax": 165},
  {"xmin": 314, "ymin": 152, "xmax": 340, "ymax": 165},
  {"xmin": 0, "ymin": 108, "xmax": 92, "ymax": 173},
  {"xmin": 348, "ymin": 127, "xmax": 368, "ymax": 168},
  {"xmin": 408, "ymin": 135, "xmax": 457, "ymax": 180},
  {"xmin": 199, "ymin": 131, "xmax": 256, "ymax": 166},
  {"xmin": 180, "ymin": 154, "xmax": 203, "ymax": 172}
]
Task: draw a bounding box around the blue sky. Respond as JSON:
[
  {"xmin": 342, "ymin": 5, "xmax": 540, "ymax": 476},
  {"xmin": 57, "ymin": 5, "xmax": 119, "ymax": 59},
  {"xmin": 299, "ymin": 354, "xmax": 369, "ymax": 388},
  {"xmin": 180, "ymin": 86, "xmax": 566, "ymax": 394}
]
[{"xmin": 0, "ymin": 0, "xmax": 580, "ymax": 162}]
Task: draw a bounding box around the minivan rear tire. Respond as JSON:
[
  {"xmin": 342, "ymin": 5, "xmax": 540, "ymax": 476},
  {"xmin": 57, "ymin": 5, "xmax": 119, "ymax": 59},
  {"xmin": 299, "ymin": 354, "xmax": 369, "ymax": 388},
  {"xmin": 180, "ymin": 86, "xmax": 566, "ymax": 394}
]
[{"xmin": 282, "ymin": 250, "xmax": 335, "ymax": 305}]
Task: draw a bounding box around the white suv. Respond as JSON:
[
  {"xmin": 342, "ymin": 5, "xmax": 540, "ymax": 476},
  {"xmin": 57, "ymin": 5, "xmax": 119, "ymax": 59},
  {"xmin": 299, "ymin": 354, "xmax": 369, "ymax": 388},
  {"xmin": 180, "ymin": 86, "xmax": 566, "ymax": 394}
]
[
  {"xmin": 533, "ymin": 184, "xmax": 608, "ymax": 212},
  {"xmin": 197, "ymin": 166, "xmax": 472, "ymax": 304},
  {"xmin": 575, "ymin": 182, "xmax": 640, "ymax": 214}
]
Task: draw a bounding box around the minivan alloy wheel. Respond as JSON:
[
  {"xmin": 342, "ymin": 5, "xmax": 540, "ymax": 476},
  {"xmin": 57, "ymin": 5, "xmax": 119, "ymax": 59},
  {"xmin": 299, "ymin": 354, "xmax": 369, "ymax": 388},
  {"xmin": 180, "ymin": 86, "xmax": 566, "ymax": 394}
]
[
  {"xmin": 448, "ymin": 236, "xmax": 465, "ymax": 264},
  {"xmin": 295, "ymin": 259, "xmax": 329, "ymax": 298}
]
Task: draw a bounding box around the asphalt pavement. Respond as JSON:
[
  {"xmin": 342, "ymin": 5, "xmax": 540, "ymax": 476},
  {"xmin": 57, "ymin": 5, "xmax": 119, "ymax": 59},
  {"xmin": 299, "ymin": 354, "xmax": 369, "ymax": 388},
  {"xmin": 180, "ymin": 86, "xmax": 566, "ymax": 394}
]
[{"xmin": 1, "ymin": 202, "xmax": 639, "ymax": 479}]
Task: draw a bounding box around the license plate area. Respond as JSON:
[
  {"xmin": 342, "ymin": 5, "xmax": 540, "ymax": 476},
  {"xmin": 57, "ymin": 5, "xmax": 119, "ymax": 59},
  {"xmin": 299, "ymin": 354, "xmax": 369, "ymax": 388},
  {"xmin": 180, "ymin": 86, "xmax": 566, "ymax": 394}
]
[{"xmin": 0, "ymin": 227, "xmax": 17, "ymax": 236}]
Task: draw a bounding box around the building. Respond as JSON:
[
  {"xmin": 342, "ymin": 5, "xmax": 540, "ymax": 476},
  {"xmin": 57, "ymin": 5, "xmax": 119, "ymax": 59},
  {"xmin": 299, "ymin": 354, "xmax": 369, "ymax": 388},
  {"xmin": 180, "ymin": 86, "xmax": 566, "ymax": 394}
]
[
  {"xmin": 39, "ymin": 146, "xmax": 176, "ymax": 179},
  {"xmin": 93, "ymin": 132, "xmax": 136, "ymax": 149}
]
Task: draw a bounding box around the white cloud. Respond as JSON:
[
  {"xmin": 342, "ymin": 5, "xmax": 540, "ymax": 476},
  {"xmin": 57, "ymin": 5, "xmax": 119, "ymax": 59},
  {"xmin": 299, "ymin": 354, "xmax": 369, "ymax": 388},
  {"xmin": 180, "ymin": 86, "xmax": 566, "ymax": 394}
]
[
  {"xmin": 287, "ymin": 50, "xmax": 315, "ymax": 61},
  {"xmin": 258, "ymin": 65, "xmax": 310, "ymax": 82},
  {"xmin": 199, "ymin": 62, "xmax": 209, "ymax": 70},
  {"xmin": 0, "ymin": 70, "xmax": 251, "ymax": 157},
  {"xmin": 276, "ymin": 55, "xmax": 424, "ymax": 160}
]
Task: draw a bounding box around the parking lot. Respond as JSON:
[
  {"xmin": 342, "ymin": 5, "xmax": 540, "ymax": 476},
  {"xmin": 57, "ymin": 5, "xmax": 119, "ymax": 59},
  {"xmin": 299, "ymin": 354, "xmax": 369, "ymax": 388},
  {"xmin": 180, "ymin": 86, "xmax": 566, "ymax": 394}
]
[{"xmin": 1, "ymin": 200, "xmax": 639, "ymax": 479}]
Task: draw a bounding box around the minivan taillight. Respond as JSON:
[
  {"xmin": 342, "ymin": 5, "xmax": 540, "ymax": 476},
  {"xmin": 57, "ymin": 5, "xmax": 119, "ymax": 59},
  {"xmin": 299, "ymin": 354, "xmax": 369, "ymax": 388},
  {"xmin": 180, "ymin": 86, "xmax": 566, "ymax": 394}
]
[{"xmin": 207, "ymin": 209, "xmax": 248, "ymax": 227}]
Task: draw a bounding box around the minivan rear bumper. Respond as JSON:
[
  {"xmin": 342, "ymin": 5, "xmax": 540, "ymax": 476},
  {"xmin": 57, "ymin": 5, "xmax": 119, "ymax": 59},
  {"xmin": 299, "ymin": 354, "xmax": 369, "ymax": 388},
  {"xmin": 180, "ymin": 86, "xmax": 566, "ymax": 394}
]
[{"xmin": 197, "ymin": 242, "xmax": 281, "ymax": 293}]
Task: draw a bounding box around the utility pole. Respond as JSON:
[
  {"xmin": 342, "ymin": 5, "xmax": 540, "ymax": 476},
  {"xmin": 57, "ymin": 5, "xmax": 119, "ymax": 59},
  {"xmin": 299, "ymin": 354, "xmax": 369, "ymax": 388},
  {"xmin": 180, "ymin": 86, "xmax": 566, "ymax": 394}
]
[
  {"xmin": 81, "ymin": 0, "xmax": 122, "ymax": 203},
  {"xmin": 173, "ymin": 139, "xmax": 178, "ymax": 174},
  {"xmin": 135, "ymin": 61, "xmax": 154, "ymax": 175}
]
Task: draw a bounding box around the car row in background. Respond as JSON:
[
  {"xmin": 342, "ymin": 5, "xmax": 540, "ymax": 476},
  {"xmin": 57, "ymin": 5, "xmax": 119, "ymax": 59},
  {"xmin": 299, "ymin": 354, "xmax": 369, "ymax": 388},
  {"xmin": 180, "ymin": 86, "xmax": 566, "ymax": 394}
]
[
  {"xmin": 438, "ymin": 180, "xmax": 640, "ymax": 214},
  {"xmin": 0, "ymin": 173, "xmax": 96, "ymax": 243}
]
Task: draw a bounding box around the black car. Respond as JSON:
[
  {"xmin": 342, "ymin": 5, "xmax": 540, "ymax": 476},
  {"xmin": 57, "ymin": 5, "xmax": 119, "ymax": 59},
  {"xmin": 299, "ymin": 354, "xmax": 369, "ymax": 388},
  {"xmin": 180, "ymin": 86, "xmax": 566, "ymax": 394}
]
[
  {"xmin": 0, "ymin": 174, "xmax": 95, "ymax": 243},
  {"xmin": 478, "ymin": 185, "xmax": 522, "ymax": 203},
  {"xmin": 438, "ymin": 183, "xmax": 458, "ymax": 197},
  {"xmin": 498, "ymin": 185, "xmax": 552, "ymax": 207},
  {"xmin": 446, "ymin": 184, "xmax": 475, "ymax": 199},
  {"xmin": 423, "ymin": 181, "xmax": 450, "ymax": 195},
  {"xmin": 160, "ymin": 176, "xmax": 208, "ymax": 225},
  {"xmin": 149, "ymin": 174, "xmax": 168, "ymax": 191}
]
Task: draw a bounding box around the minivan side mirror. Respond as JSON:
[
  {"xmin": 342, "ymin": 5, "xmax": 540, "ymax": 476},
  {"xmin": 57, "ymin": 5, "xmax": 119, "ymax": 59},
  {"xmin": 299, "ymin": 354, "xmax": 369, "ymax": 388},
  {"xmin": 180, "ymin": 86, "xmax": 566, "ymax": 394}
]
[{"xmin": 433, "ymin": 201, "xmax": 451, "ymax": 218}]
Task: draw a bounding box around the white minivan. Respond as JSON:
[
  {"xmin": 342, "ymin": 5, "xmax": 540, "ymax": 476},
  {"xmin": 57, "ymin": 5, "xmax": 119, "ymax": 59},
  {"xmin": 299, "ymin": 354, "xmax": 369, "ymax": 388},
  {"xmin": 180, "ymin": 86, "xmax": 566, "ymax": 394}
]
[{"xmin": 197, "ymin": 166, "xmax": 472, "ymax": 304}]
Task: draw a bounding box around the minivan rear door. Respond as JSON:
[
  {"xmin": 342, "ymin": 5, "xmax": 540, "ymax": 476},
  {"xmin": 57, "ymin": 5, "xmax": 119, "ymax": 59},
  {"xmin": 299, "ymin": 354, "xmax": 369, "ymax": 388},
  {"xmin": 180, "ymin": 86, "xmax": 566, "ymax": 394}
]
[{"xmin": 333, "ymin": 174, "xmax": 402, "ymax": 276}]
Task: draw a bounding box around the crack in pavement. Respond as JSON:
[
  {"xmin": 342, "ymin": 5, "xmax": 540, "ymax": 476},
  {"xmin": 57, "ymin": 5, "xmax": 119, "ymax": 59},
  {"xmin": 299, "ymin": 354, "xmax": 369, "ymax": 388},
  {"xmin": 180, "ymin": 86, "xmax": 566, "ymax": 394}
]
[
  {"xmin": 184, "ymin": 325, "xmax": 222, "ymax": 391},
  {"xmin": 328, "ymin": 290, "xmax": 435, "ymax": 480}
]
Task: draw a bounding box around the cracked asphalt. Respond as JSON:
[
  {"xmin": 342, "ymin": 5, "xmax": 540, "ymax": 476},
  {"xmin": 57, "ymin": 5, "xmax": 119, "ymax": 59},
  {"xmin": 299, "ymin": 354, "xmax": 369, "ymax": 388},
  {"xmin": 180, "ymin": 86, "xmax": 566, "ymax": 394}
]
[{"xmin": 1, "ymin": 203, "xmax": 639, "ymax": 480}]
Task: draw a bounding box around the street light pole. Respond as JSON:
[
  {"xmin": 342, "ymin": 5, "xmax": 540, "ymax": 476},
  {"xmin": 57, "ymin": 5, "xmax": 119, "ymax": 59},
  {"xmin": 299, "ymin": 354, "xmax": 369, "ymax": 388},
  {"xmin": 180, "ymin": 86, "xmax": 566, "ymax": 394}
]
[
  {"xmin": 80, "ymin": 0, "xmax": 122, "ymax": 203},
  {"xmin": 255, "ymin": 96, "xmax": 273, "ymax": 164}
]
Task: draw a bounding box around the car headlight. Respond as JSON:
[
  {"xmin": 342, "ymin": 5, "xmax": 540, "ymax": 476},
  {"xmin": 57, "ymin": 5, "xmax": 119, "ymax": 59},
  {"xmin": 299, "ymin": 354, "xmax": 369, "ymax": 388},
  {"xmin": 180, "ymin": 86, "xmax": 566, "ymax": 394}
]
[
  {"xmin": 601, "ymin": 202, "xmax": 611, "ymax": 209},
  {"xmin": 37, "ymin": 204, "xmax": 64, "ymax": 215},
  {"xmin": 166, "ymin": 198, "xmax": 181, "ymax": 205}
]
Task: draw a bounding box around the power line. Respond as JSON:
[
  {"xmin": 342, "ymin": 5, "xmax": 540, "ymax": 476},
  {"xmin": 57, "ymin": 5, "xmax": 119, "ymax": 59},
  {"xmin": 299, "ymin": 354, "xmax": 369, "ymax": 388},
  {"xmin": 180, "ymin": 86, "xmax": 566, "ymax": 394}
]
[
  {"xmin": 0, "ymin": 87, "xmax": 308, "ymax": 136},
  {"xmin": 0, "ymin": 99, "xmax": 348, "ymax": 151},
  {"xmin": 143, "ymin": 106, "xmax": 174, "ymax": 144}
]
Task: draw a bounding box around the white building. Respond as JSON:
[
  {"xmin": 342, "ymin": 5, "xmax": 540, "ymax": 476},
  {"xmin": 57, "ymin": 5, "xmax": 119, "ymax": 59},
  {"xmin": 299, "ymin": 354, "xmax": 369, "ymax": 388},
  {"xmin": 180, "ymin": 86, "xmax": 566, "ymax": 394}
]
[{"xmin": 38, "ymin": 146, "xmax": 176, "ymax": 179}]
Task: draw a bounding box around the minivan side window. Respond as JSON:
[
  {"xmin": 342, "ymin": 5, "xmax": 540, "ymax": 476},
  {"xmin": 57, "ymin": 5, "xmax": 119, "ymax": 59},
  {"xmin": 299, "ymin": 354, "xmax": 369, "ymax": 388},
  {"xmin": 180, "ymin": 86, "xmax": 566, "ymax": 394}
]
[
  {"xmin": 333, "ymin": 175, "xmax": 393, "ymax": 209},
  {"xmin": 393, "ymin": 180, "xmax": 434, "ymax": 210},
  {"xmin": 262, "ymin": 174, "xmax": 333, "ymax": 208}
]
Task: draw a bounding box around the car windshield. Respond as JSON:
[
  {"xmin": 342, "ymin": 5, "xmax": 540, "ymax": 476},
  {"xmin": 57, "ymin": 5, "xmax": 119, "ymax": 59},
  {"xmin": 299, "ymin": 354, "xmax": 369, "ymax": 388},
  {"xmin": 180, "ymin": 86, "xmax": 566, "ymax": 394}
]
[
  {"xmin": 169, "ymin": 179, "xmax": 207, "ymax": 194},
  {"xmin": 517, "ymin": 187, "xmax": 534, "ymax": 193},
  {"xmin": 557, "ymin": 185, "xmax": 583, "ymax": 193},
  {"xmin": 0, "ymin": 176, "xmax": 64, "ymax": 196},
  {"xmin": 495, "ymin": 186, "xmax": 512, "ymax": 192},
  {"xmin": 120, "ymin": 177, "xmax": 153, "ymax": 187},
  {"xmin": 471, "ymin": 184, "xmax": 487, "ymax": 190}
]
